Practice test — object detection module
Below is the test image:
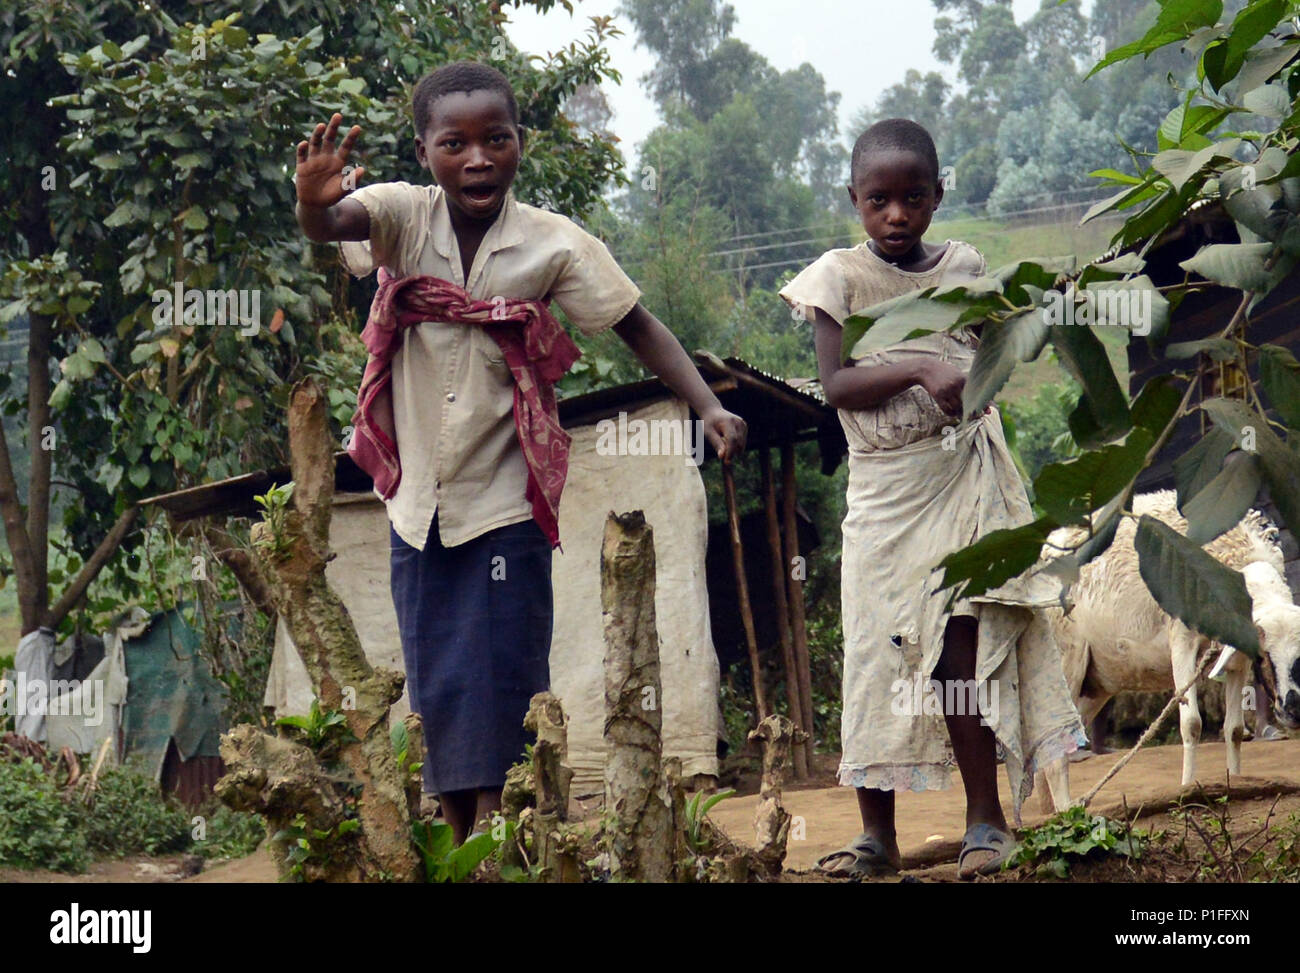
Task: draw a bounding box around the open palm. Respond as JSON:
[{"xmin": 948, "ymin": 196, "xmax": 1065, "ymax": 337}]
[{"xmin": 295, "ymin": 112, "xmax": 365, "ymax": 208}]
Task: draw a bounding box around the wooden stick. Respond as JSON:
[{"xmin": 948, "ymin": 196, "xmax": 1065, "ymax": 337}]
[
  {"xmin": 1080, "ymin": 650, "xmax": 1215, "ymax": 808},
  {"xmin": 781, "ymin": 442, "xmax": 815, "ymax": 769},
  {"xmin": 760, "ymin": 449, "xmax": 806, "ymax": 779},
  {"xmin": 722, "ymin": 460, "xmax": 769, "ymax": 724}
]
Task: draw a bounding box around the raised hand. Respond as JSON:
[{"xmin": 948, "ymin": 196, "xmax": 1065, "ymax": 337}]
[{"xmin": 295, "ymin": 113, "xmax": 365, "ymax": 209}]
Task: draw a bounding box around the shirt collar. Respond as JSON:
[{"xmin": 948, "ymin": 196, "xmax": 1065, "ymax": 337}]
[{"xmin": 430, "ymin": 186, "xmax": 525, "ymax": 263}]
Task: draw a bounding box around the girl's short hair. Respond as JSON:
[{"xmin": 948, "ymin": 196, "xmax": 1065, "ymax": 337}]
[
  {"xmin": 412, "ymin": 60, "xmax": 520, "ymax": 135},
  {"xmin": 850, "ymin": 119, "xmax": 939, "ymax": 185}
]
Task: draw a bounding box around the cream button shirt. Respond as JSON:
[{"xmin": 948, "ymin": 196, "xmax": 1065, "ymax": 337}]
[{"xmin": 340, "ymin": 182, "xmax": 641, "ymax": 550}]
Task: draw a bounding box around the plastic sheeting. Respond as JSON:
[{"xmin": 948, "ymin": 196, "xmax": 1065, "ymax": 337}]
[
  {"xmin": 119, "ymin": 607, "xmax": 226, "ymax": 783},
  {"xmin": 11, "ymin": 628, "xmax": 54, "ymax": 741},
  {"xmin": 45, "ymin": 612, "xmax": 133, "ymax": 758},
  {"xmin": 265, "ymin": 397, "xmax": 721, "ymax": 795}
]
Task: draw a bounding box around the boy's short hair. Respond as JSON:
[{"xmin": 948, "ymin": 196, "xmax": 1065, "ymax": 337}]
[
  {"xmin": 412, "ymin": 60, "xmax": 520, "ymax": 135},
  {"xmin": 850, "ymin": 118, "xmax": 940, "ymax": 186}
]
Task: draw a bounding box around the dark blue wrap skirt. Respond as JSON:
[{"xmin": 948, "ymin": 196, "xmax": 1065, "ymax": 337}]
[{"xmin": 390, "ymin": 514, "xmax": 553, "ymax": 793}]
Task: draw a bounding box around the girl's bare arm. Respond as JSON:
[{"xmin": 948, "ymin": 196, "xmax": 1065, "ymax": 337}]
[
  {"xmin": 295, "ymin": 113, "xmax": 371, "ymax": 242},
  {"xmin": 812, "ymin": 307, "xmax": 965, "ymax": 415}
]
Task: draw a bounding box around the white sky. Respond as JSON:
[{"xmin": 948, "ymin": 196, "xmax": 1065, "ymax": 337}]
[{"xmin": 507, "ymin": 0, "xmax": 1062, "ymax": 162}]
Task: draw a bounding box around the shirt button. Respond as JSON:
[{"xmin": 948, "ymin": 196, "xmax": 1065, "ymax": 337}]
[{"xmin": 445, "ymin": 392, "xmax": 456, "ymax": 403}]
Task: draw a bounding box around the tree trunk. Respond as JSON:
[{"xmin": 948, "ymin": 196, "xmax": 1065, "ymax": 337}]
[
  {"xmin": 0, "ymin": 417, "xmax": 40, "ymax": 635},
  {"xmin": 600, "ymin": 510, "xmax": 677, "ymax": 882},
  {"xmin": 217, "ymin": 378, "xmax": 418, "ymax": 882},
  {"xmin": 25, "ymin": 309, "xmax": 53, "ymax": 618}
]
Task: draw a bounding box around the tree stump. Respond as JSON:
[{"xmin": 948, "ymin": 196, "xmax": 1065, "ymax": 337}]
[
  {"xmin": 215, "ymin": 378, "xmax": 419, "ymax": 882},
  {"xmin": 749, "ymin": 714, "xmax": 801, "ymax": 877},
  {"xmin": 521, "ymin": 692, "xmax": 580, "ymax": 881},
  {"xmin": 600, "ymin": 510, "xmax": 678, "ymax": 882}
]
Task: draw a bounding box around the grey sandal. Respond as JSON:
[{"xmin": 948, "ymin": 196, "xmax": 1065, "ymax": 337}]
[
  {"xmin": 957, "ymin": 823, "xmax": 1017, "ymax": 879},
  {"xmin": 815, "ymin": 833, "xmax": 900, "ymax": 878}
]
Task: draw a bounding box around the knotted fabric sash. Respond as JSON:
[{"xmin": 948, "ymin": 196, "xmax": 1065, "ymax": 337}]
[{"xmin": 347, "ymin": 269, "xmax": 581, "ymax": 548}]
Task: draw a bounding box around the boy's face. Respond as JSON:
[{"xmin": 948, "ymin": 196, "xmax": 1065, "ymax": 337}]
[
  {"xmin": 416, "ymin": 88, "xmax": 522, "ymax": 224},
  {"xmin": 847, "ymin": 149, "xmax": 943, "ymax": 261}
]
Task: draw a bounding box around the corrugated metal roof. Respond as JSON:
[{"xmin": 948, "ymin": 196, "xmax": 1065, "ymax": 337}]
[{"xmin": 139, "ymin": 354, "xmax": 846, "ymax": 523}]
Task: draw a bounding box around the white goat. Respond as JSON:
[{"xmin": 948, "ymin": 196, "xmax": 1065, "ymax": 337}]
[{"xmin": 1037, "ymin": 490, "xmax": 1300, "ymax": 808}]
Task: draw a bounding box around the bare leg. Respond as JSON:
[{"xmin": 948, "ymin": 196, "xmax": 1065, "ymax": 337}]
[
  {"xmin": 439, "ymin": 789, "xmax": 478, "ymax": 845},
  {"xmin": 855, "ymin": 787, "xmax": 901, "ymax": 869},
  {"xmin": 473, "ymin": 788, "xmax": 504, "ymax": 837},
  {"xmin": 934, "ymin": 615, "xmax": 1007, "ymax": 837}
]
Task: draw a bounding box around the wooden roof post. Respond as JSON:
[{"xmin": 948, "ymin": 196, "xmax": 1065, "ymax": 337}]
[
  {"xmin": 760, "ymin": 447, "xmax": 808, "ymax": 779},
  {"xmin": 722, "ymin": 458, "xmax": 769, "ymax": 725},
  {"xmin": 781, "ymin": 440, "xmax": 816, "ymax": 771}
]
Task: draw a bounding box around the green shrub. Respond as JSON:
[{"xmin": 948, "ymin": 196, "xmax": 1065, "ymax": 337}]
[
  {"xmin": 81, "ymin": 765, "xmax": 191, "ymax": 858},
  {"xmin": 0, "ymin": 759, "xmax": 91, "ymax": 873},
  {"xmin": 1009, "ymin": 805, "xmax": 1146, "ymax": 879},
  {"xmin": 193, "ymin": 803, "xmax": 265, "ymax": 861}
]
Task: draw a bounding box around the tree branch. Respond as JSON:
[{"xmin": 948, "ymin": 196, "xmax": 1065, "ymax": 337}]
[{"xmin": 44, "ymin": 504, "xmax": 139, "ymax": 631}]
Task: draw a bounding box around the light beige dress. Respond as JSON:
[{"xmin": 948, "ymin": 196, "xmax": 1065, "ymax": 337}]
[{"xmin": 780, "ymin": 241, "xmax": 1085, "ymax": 819}]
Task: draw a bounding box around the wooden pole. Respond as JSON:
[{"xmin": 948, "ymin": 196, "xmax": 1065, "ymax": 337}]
[
  {"xmin": 781, "ymin": 441, "xmax": 816, "ymax": 770},
  {"xmin": 722, "ymin": 460, "xmax": 769, "ymax": 724},
  {"xmin": 760, "ymin": 449, "xmax": 807, "ymax": 779}
]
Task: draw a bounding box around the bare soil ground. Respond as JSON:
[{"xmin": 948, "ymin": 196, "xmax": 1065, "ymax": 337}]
[
  {"xmin": 709, "ymin": 736, "xmax": 1300, "ymax": 881},
  {"xmin": 3, "ymin": 738, "xmax": 1296, "ymax": 883}
]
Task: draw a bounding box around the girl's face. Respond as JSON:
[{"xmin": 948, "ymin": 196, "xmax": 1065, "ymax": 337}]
[
  {"xmin": 848, "ymin": 149, "xmax": 943, "ymax": 263},
  {"xmin": 416, "ymin": 88, "xmax": 522, "ymax": 225}
]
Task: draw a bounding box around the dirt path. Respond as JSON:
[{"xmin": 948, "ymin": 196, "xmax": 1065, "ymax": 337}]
[{"xmin": 709, "ymin": 737, "xmax": 1300, "ymax": 873}]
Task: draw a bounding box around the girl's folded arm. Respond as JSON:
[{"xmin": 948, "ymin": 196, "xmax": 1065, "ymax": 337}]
[{"xmin": 813, "ymin": 308, "xmax": 934, "ymax": 411}]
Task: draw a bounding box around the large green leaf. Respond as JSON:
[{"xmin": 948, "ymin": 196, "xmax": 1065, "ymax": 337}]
[
  {"xmin": 842, "ymin": 290, "xmax": 971, "ymax": 361},
  {"xmin": 1205, "ymin": 0, "xmax": 1290, "ymax": 89},
  {"xmin": 1135, "ymin": 516, "xmax": 1261, "ymax": 658},
  {"xmin": 1173, "ymin": 426, "xmax": 1237, "ymax": 507},
  {"xmin": 1231, "ymin": 37, "xmax": 1300, "ymax": 93},
  {"xmin": 962, "ymin": 309, "xmax": 1049, "ymax": 416},
  {"xmin": 1258, "ymin": 343, "xmax": 1300, "ymax": 428},
  {"xmin": 1033, "ymin": 429, "xmax": 1154, "ymax": 526},
  {"xmin": 1181, "ymin": 452, "xmax": 1262, "ymax": 543},
  {"xmin": 1179, "ymin": 242, "xmax": 1274, "ymax": 291},
  {"xmin": 934, "ymin": 518, "xmax": 1055, "ymax": 603},
  {"xmin": 1050, "ymin": 324, "xmax": 1132, "ymax": 448},
  {"xmin": 1086, "ymin": 0, "xmax": 1224, "ymax": 80},
  {"xmin": 1153, "ymin": 139, "xmax": 1240, "ymax": 191},
  {"xmin": 1081, "ymin": 275, "xmax": 1170, "ymax": 339},
  {"xmin": 1163, "ymin": 338, "xmax": 1238, "ymax": 360},
  {"xmin": 1202, "ymin": 396, "xmax": 1300, "ymax": 542},
  {"xmin": 1242, "ymin": 81, "xmax": 1291, "ymax": 118}
]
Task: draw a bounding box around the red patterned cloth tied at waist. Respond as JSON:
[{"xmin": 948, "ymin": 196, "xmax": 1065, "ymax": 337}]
[{"xmin": 347, "ymin": 268, "xmax": 581, "ymax": 548}]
